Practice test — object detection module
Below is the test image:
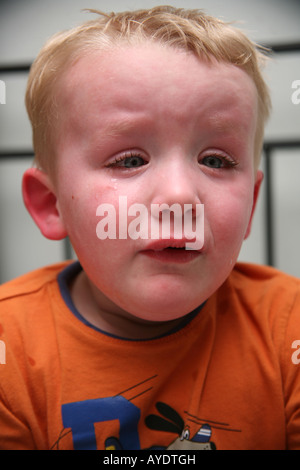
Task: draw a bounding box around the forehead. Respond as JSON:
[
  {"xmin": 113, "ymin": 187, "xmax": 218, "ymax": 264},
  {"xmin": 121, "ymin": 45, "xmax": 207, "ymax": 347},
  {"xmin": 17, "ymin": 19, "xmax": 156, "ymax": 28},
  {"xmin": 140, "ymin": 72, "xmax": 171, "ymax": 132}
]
[{"xmin": 56, "ymin": 43, "xmax": 258, "ymax": 138}]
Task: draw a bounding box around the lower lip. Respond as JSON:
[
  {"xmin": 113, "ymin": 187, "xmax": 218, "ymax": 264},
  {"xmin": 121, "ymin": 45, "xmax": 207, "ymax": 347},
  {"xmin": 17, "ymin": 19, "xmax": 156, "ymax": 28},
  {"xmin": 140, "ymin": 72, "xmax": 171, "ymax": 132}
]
[{"xmin": 141, "ymin": 248, "xmax": 201, "ymax": 264}]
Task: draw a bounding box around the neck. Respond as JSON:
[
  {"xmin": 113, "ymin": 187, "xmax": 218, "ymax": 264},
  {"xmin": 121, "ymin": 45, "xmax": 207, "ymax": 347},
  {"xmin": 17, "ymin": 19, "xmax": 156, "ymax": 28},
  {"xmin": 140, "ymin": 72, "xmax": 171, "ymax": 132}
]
[{"xmin": 69, "ymin": 271, "xmax": 184, "ymax": 340}]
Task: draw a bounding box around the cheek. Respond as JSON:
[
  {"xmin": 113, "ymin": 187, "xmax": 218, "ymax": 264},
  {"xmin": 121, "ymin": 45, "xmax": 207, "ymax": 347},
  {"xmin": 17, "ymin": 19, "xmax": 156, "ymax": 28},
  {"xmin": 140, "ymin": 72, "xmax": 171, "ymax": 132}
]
[
  {"xmin": 209, "ymin": 187, "xmax": 254, "ymax": 246},
  {"xmin": 60, "ymin": 183, "xmax": 138, "ymax": 262},
  {"xmin": 56, "ymin": 187, "xmax": 99, "ymax": 255}
]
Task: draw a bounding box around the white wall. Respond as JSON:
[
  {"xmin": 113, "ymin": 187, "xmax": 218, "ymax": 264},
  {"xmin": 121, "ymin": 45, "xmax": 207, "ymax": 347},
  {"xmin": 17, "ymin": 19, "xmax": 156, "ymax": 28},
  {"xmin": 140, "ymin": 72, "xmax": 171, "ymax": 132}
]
[{"xmin": 0, "ymin": 0, "xmax": 300, "ymax": 282}]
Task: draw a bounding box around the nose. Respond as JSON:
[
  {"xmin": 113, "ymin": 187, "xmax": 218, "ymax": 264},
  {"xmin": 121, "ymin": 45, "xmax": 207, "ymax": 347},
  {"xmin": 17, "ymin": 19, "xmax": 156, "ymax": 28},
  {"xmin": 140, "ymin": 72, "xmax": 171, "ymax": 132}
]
[
  {"xmin": 149, "ymin": 157, "xmax": 204, "ymax": 248},
  {"xmin": 151, "ymin": 157, "xmax": 201, "ymax": 212}
]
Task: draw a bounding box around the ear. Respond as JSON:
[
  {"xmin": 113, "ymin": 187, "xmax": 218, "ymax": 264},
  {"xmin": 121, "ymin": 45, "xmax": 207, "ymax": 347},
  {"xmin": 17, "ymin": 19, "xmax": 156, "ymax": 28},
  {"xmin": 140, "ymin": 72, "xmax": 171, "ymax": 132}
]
[
  {"xmin": 244, "ymin": 170, "xmax": 264, "ymax": 240},
  {"xmin": 22, "ymin": 168, "xmax": 68, "ymax": 240}
]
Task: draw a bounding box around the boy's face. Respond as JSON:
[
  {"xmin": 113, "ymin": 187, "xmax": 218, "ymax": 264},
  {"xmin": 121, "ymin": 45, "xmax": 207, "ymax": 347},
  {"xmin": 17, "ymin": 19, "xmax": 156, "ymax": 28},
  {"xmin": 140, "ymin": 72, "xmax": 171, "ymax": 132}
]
[{"xmin": 48, "ymin": 43, "xmax": 261, "ymax": 324}]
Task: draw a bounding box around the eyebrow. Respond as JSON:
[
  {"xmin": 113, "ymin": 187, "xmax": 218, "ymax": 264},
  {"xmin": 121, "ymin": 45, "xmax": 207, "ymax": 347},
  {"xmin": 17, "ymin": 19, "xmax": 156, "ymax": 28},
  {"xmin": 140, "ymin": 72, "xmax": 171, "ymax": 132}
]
[
  {"xmin": 86, "ymin": 115, "xmax": 149, "ymax": 153},
  {"xmin": 100, "ymin": 117, "xmax": 145, "ymax": 137},
  {"xmin": 207, "ymin": 115, "xmax": 242, "ymax": 133},
  {"xmin": 207, "ymin": 107, "xmax": 256, "ymax": 135}
]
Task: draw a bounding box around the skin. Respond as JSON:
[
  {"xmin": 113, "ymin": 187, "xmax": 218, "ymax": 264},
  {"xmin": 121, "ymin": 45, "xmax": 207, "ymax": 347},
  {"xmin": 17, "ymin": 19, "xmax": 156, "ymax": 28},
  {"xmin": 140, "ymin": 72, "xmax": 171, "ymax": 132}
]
[{"xmin": 22, "ymin": 42, "xmax": 263, "ymax": 339}]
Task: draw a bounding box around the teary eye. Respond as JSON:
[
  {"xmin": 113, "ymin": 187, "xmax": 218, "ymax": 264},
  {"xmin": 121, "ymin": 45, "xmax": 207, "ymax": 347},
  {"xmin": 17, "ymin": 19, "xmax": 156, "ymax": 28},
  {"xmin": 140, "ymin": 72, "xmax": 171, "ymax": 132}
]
[
  {"xmin": 122, "ymin": 155, "xmax": 146, "ymax": 168},
  {"xmin": 203, "ymin": 155, "xmax": 223, "ymax": 168},
  {"xmin": 200, "ymin": 154, "xmax": 238, "ymax": 169},
  {"xmin": 106, "ymin": 153, "xmax": 148, "ymax": 169}
]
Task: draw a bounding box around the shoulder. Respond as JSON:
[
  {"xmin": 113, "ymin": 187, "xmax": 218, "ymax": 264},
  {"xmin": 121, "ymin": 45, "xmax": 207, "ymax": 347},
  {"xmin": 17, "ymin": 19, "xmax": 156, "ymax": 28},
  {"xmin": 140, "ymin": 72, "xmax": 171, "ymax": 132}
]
[
  {"xmin": 215, "ymin": 262, "xmax": 300, "ymax": 367},
  {"xmin": 0, "ymin": 261, "xmax": 75, "ymax": 369},
  {"xmin": 0, "ymin": 261, "xmax": 73, "ymax": 302},
  {"xmin": 229, "ymin": 261, "xmax": 300, "ymax": 295},
  {"xmin": 233, "ymin": 260, "xmax": 299, "ymax": 280},
  {"xmin": 224, "ymin": 262, "xmax": 300, "ymax": 342},
  {"xmin": 0, "ymin": 261, "xmax": 74, "ymax": 335},
  {"xmin": 228, "ymin": 261, "xmax": 300, "ymax": 309}
]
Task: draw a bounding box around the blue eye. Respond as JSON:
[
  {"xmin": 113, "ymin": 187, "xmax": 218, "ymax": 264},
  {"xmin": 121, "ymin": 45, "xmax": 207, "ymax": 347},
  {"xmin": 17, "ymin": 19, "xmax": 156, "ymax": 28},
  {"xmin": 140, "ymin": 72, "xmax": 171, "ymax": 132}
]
[
  {"xmin": 122, "ymin": 155, "xmax": 146, "ymax": 168},
  {"xmin": 202, "ymin": 155, "xmax": 224, "ymax": 168},
  {"xmin": 106, "ymin": 153, "xmax": 147, "ymax": 169},
  {"xmin": 201, "ymin": 155, "xmax": 237, "ymax": 169}
]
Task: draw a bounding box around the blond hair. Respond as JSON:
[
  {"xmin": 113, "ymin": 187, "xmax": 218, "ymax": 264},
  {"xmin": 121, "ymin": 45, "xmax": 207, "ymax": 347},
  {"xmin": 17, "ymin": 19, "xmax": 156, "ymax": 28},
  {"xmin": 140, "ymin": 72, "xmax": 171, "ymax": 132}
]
[{"xmin": 25, "ymin": 5, "xmax": 271, "ymax": 173}]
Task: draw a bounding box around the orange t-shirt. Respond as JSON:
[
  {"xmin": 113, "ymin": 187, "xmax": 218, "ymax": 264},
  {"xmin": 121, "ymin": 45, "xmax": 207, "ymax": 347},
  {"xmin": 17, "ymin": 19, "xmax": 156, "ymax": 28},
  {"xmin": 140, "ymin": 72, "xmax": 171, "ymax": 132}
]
[{"xmin": 0, "ymin": 261, "xmax": 299, "ymax": 450}]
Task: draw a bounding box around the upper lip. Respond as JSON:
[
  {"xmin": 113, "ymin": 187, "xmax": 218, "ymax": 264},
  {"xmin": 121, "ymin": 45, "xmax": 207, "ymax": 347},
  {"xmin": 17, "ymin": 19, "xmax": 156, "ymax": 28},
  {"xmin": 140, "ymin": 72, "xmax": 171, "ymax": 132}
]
[{"xmin": 142, "ymin": 238, "xmax": 202, "ymax": 252}]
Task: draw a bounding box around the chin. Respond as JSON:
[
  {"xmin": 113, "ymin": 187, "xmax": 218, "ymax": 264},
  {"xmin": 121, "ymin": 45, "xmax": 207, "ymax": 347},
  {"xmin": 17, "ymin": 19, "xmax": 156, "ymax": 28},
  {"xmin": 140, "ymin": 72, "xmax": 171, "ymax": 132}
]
[
  {"xmin": 127, "ymin": 291, "xmax": 204, "ymax": 323},
  {"xmin": 129, "ymin": 272, "xmax": 225, "ymax": 323}
]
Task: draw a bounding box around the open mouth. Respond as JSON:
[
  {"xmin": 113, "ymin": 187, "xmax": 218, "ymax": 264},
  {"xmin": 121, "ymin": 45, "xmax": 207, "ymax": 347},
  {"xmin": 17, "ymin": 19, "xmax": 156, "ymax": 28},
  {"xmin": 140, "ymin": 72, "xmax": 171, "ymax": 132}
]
[
  {"xmin": 141, "ymin": 243, "xmax": 201, "ymax": 263},
  {"xmin": 162, "ymin": 246, "xmax": 191, "ymax": 253},
  {"xmin": 165, "ymin": 246, "xmax": 186, "ymax": 249}
]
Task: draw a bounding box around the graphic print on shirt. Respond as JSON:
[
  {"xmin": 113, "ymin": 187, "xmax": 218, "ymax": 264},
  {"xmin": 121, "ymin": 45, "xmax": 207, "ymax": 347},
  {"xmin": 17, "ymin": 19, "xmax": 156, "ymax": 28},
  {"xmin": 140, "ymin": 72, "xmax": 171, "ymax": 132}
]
[
  {"xmin": 54, "ymin": 375, "xmax": 241, "ymax": 450},
  {"xmin": 145, "ymin": 401, "xmax": 217, "ymax": 450}
]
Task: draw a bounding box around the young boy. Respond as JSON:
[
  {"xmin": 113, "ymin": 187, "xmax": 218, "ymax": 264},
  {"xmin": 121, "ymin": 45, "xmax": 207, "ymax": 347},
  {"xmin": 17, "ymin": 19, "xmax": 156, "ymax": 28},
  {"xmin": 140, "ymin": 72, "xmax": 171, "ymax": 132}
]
[{"xmin": 0, "ymin": 6, "xmax": 299, "ymax": 450}]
